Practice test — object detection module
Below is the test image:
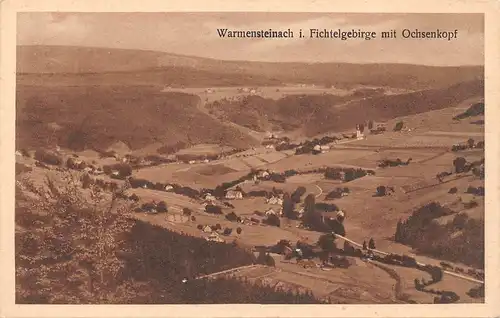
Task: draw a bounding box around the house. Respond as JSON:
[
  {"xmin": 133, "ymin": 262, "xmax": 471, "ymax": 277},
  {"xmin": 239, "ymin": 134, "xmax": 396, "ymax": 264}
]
[
  {"xmin": 356, "ymin": 128, "xmax": 365, "ymax": 140},
  {"xmin": 164, "ymin": 185, "xmax": 174, "ymax": 192},
  {"xmin": 320, "ymin": 145, "xmax": 330, "ymax": 151},
  {"xmin": 15, "ymin": 150, "xmax": 22, "ymax": 157},
  {"xmin": 265, "ymin": 144, "xmax": 275, "ymax": 149},
  {"xmin": 202, "ymin": 225, "xmax": 213, "ymax": 233},
  {"xmin": 336, "ymin": 210, "xmax": 345, "ymax": 222},
  {"xmin": 188, "ymin": 160, "xmax": 196, "ymax": 164},
  {"xmin": 258, "ymin": 170, "xmax": 270, "ymax": 178},
  {"xmin": 265, "ymin": 208, "xmax": 277, "ymax": 216},
  {"xmin": 266, "ymin": 196, "xmax": 283, "ymax": 205},
  {"xmin": 204, "ymin": 193, "xmax": 216, "ymax": 202},
  {"xmin": 111, "ymin": 171, "xmax": 120, "ymax": 177},
  {"xmin": 225, "ymin": 190, "xmax": 243, "ymax": 200},
  {"xmin": 207, "ymin": 232, "xmax": 225, "ymax": 243},
  {"xmin": 313, "ymin": 145, "xmax": 321, "ymax": 151}
]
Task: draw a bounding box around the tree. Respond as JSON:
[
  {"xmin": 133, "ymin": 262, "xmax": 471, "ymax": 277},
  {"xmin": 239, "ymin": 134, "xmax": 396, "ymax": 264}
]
[
  {"xmin": 183, "ymin": 208, "xmax": 192, "ymax": 216},
  {"xmin": 264, "ymin": 214, "xmax": 280, "ymax": 227},
  {"xmin": 393, "ymin": 121, "xmax": 404, "ymax": 132},
  {"xmin": 375, "ymin": 186, "xmax": 386, "ymax": 197},
  {"xmin": 302, "ymin": 194, "xmax": 322, "ymax": 230},
  {"xmin": 453, "ymin": 157, "xmax": 467, "ymax": 173},
  {"xmin": 368, "ymin": 238, "xmax": 376, "ymax": 249},
  {"xmin": 236, "ymin": 227, "xmax": 242, "ymax": 235},
  {"xmin": 291, "ymin": 187, "xmax": 306, "ymax": 203},
  {"xmin": 394, "ymin": 219, "xmax": 404, "ymax": 242},
  {"xmin": 15, "ymin": 172, "xmax": 135, "ymax": 303},
  {"xmin": 368, "ymin": 120, "xmax": 374, "ymax": 130},
  {"xmin": 317, "ymin": 234, "xmax": 336, "ymax": 253},
  {"xmin": 467, "ymin": 138, "xmax": 475, "ymax": 148},
  {"xmin": 362, "ymin": 241, "xmax": 367, "ymax": 250},
  {"xmin": 157, "ymin": 201, "xmax": 168, "ymax": 213},
  {"xmin": 282, "ymin": 192, "xmax": 295, "ymax": 219}
]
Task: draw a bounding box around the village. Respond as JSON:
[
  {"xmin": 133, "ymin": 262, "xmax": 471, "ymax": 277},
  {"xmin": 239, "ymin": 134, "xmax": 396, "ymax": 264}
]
[{"xmin": 15, "ymin": 95, "xmax": 485, "ymax": 304}]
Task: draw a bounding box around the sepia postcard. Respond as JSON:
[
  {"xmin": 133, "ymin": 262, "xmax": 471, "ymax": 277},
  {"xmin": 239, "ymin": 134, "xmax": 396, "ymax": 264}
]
[{"xmin": 1, "ymin": 0, "xmax": 499, "ymax": 317}]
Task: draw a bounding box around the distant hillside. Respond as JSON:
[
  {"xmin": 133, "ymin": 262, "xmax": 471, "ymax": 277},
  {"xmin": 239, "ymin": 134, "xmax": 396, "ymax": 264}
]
[
  {"xmin": 16, "ymin": 85, "xmax": 258, "ymax": 152},
  {"xmin": 207, "ymin": 80, "xmax": 485, "ymax": 136},
  {"xmin": 17, "ymin": 45, "xmax": 483, "ymax": 89}
]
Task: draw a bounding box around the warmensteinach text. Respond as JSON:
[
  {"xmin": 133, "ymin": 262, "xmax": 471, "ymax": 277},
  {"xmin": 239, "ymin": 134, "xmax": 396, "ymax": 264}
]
[{"xmin": 216, "ymin": 28, "xmax": 459, "ymax": 41}]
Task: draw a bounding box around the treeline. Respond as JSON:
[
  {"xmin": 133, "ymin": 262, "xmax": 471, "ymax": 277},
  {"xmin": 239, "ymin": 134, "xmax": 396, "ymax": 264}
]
[
  {"xmin": 128, "ymin": 177, "xmax": 202, "ymax": 199},
  {"xmin": 324, "ymin": 167, "xmax": 374, "ymax": 182},
  {"xmin": 453, "ymin": 102, "xmax": 484, "ymax": 120},
  {"xmin": 181, "ymin": 276, "xmax": 325, "ymax": 304},
  {"xmin": 394, "ymin": 202, "xmax": 484, "ymax": 268}
]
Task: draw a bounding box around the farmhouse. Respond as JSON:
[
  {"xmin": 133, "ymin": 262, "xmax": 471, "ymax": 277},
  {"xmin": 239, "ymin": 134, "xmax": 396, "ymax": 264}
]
[
  {"xmin": 204, "ymin": 193, "xmax": 216, "ymax": 202},
  {"xmin": 206, "ymin": 232, "xmax": 225, "ymax": 243},
  {"xmin": 202, "ymin": 225, "xmax": 213, "ymax": 233},
  {"xmin": 265, "ymin": 208, "xmax": 279, "ymax": 216},
  {"xmin": 266, "ymin": 196, "xmax": 283, "ymax": 205},
  {"xmin": 258, "ymin": 170, "xmax": 270, "ymax": 178},
  {"xmin": 225, "ymin": 190, "xmax": 243, "ymax": 200},
  {"xmin": 356, "ymin": 126, "xmax": 365, "ymax": 140}
]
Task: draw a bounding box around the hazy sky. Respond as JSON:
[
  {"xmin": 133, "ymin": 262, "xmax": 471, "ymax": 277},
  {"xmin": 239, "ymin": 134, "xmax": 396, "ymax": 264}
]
[{"xmin": 17, "ymin": 12, "xmax": 484, "ymax": 66}]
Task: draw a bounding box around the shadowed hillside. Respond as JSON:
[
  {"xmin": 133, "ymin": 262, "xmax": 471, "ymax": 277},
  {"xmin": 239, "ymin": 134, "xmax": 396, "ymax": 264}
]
[
  {"xmin": 18, "ymin": 45, "xmax": 483, "ymax": 89},
  {"xmin": 207, "ymin": 80, "xmax": 484, "ymax": 136},
  {"xmin": 16, "ymin": 85, "xmax": 258, "ymax": 151}
]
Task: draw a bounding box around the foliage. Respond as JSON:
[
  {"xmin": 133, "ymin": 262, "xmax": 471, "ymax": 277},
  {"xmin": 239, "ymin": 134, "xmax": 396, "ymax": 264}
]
[
  {"xmin": 263, "ymin": 214, "xmax": 281, "ymax": 227},
  {"xmin": 453, "ymin": 102, "xmax": 484, "ymax": 120},
  {"xmin": 317, "ymin": 234, "xmax": 336, "ymax": 252},
  {"xmin": 393, "ymin": 121, "xmax": 404, "ymax": 132},
  {"xmin": 282, "ymin": 192, "xmax": 296, "ymax": 219},
  {"xmin": 452, "ymin": 157, "xmax": 467, "ymax": 173},
  {"xmin": 34, "ymin": 149, "xmax": 62, "ymax": 166},
  {"xmin": 394, "ymin": 202, "xmax": 484, "ymax": 268},
  {"xmin": 16, "ymin": 173, "xmax": 135, "ymax": 303}
]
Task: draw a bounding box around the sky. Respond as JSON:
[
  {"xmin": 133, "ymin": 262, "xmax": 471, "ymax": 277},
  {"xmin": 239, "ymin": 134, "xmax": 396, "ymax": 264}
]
[{"xmin": 17, "ymin": 12, "xmax": 484, "ymax": 66}]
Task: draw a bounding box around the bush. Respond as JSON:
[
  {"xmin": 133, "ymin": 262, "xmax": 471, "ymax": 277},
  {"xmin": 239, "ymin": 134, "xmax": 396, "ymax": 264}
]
[
  {"xmin": 448, "ymin": 187, "xmax": 458, "ymax": 194},
  {"xmin": 197, "ymin": 224, "xmax": 203, "ymax": 230},
  {"xmin": 236, "ymin": 227, "xmax": 242, "ymax": 234},
  {"xmin": 205, "ymin": 204, "xmax": 223, "ymax": 215},
  {"xmin": 34, "ymin": 149, "xmax": 62, "ymax": 166},
  {"xmin": 453, "ymin": 157, "xmax": 467, "ymax": 173},
  {"xmin": 375, "ymin": 186, "xmax": 386, "ymax": 197},
  {"xmin": 191, "ymin": 216, "xmax": 196, "ymax": 221},
  {"xmin": 263, "ymin": 214, "xmax": 280, "ymax": 227},
  {"xmin": 183, "ymin": 208, "xmax": 193, "ymax": 216},
  {"xmin": 157, "ymin": 201, "xmax": 168, "ymax": 213},
  {"xmin": 225, "ymin": 212, "xmax": 238, "ymax": 222},
  {"xmin": 393, "ymin": 121, "xmax": 404, "ymax": 132}
]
